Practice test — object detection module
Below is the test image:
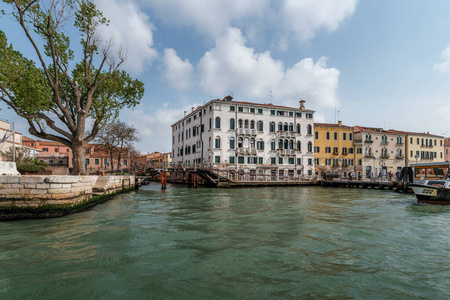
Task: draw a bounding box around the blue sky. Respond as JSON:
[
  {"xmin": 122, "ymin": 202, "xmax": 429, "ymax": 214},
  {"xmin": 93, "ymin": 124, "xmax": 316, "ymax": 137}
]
[{"xmin": 2, "ymin": 0, "xmax": 450, "ymax": 153}]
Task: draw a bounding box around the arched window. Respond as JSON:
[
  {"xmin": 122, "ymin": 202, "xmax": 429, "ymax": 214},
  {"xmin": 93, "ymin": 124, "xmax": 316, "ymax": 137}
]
[
  {"xmin": 250, "ymin": 138, "xmax": 255, "ymax": 148},
  {"xmin": 257, "ymin": 139, "xmax": 264, "ymax": 150},
  {"xmin": 215, "ymin": 137, "xmax": 221, "ymax": 148},
  {"xmin": 297, "ymin": 124, "xmax": 301, "ymax": 133},
  {"xmin": 278, "ymin": 122, "xmax": 283, "ymax": 131},
  {"xmin": 238, "ymin": 119, "xmax": 243, "ymax": 129},
  {"xmin": 307, "ymin": 141, "xmax": 312, "ymax": 152},
  {"xmin": 257, "ymin": 121, "xmax": 263, "ymax": 132},
  {"xmin": 250, "ymin": 120, "xmax": 255, "ymax": 129},
  {"xmin": 238, "ymin": 137, "xmax": 243, "ymax": 148},
  {"xmin": 289, "ymin": 123, "xmax": 294, "ymax": 132},
  {"xmin": 307, "ymin": 124, "xmax": 312, "ymax": 135},
  {"xmin": 297, "ymin": 141, "xmax": 301, "ymax": 150},
  {"xmin": 230, "ymin": 137, "xmax": 235, "ymax": 149},
  {"xmin": 278, "ymin": 139, "xmax": 283, "ymax": 149},
  {"xmin": 244, "ymin": 138, "xmax": 249, "ymax": 148},
  {"xmin": 365, "ymin": 147, "xmax": 369, "ymax": 156},
  {"xmin": 284, "ymin": 122, "xmax": 288, "ymax": 131},
  {"xmin": 289, "ymin": 140, "xmax": 294, "ymax": 149},
  {"xmin": 215, "ymin": 117, "xmax": 221, "ymax": 129},
  {"xmin": 244, "ymin": 119, "xmax": 249, "ymax": 129},
  {"xmin": 270, "ymin": 122, "xmax": 275, "ymax": 132},
  {"xmin": 229, "ymin": 118, "xmax": 235, "ymax": 130},
  {"xmin": 271, "ymin": 140, "xmax": 276, "ymax": 150},
  {"xmin": 284, "ymin": 140, "xmax": 289, "ymax": 149}
]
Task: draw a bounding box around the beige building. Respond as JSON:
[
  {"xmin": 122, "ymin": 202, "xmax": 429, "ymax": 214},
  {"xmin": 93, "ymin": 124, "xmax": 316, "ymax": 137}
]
[
  {"xmin": 354, "ymin": 126, "xmax": 406, "ymax": 180},
  {"xmin": 0, "ymin": 120, "xmax": 22, "ymax": 161},
  {"xmin": 391, "ymin": 131, "xmax": 445, "ymax": 166}
]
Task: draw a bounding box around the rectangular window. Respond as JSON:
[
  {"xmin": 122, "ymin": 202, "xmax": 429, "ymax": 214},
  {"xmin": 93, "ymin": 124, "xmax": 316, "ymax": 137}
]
[
  {"xmin": 343, "ymin": 132, "xmax": 347, "ymax": 140},
  {"xmin": 270, "ymin": 110, "xmax": 275, "ymax": 115},
  {"xmin": 411, "ymin": 150, "xmax": 413, "ymax": 157},
  {"xmin": 358, "ymin": 159, "xmax": 362, "ymax": 166},
  {"xmin": 43, "ymin": 148, "xmax": 48, "ymax": 152},
  {"xmin": 334, "ymin": 132, "xmax": 338, "ymax": 140},
  {"xmin": 85, "ymin": 159, "xmax": 90, "ymax": 165},
  {"xmin": 277, "ymin": 110, "xmax": 285, "ymax": 116},
  {"xmin": 85, "ymin": 148, "xmax": 89, "ymax": 154},
  {"xmin": 314, "ymin": 147, "xmax": 320, "ymax": 153},
  {"xmin": 289, "ymin": 111, "xmax": 293, "ymax": 116},
  {"xmin": 315, "ymin": 131, "xmax": 319, "ymax": 139},
  {"xmin": 289, "ymin": 157, "xmax": 294, "ymax": 164},
  {"xmin": 325, "ymin": 147, "xmax": 331, "ymax": 153},
  {"xmin": 238, "ymin": 157, "xmax": 244, "ymax": 164},
  {"xmin": 357, "ymin": 148, "xmax": 362, "ymax": 154},
  {"xmin": 349, "ymin": 159, "xmax": 354, "ymax": 166},
  {"xmin": 349, "ymin": 133, "xmax": 353, "ymax": 141},
  {"xmin": 297, "ymin": 158, "xmax": 301, "ymax": 164},
  {"xmin": 342, "ymin": 147, "xmax": 347, "ymax": 154},
  {"xmin": 271, "ymin": 157, "xmax": 276, "ymax": 164},
  {"xmin": 315, "ymin": 158, "xmax": 319, "ymax": 165},
  {"xmin": 410, "ymin": 137, "xmax": 413, "ymax": 144},
  {"xmin": 95, "ymin": 159, "xmax": 99, "ymax": 165},
  {"xmin": 296, "ymin": 112, "xmax": 302, "ymax": 117},
  {"xmin": 215, "ymin": 139, "xmax": 220, "ymax": 148},
  {"xmin": 123, "ymin": 159, "xmax": 127, "ymax": 166},
  {"xmin": 229, "ymin": 156, "xmax": 235, "ymax": 164},
  {"xmin": 215, "ymin": 156, "xmax": 220, "ymax": 163},
  {"xmin": 308, "ymin": 158, "xmax": 312, "ymax": 165},
  {"xmin": 104, "ymin": 159, "xmax": 108, "ymax": 166},
  {"xmin": 326, "ymin": 132, "xmax": 330, "ymax": 140},
  {"xmin": 230, "ymin": 139, "xmax": 235, "ymax": 149},
  {"xmin": 333, "ymin": 147, "xmax": 338, "ymax": 154},
  {"xmin": 258, "ymin": 157, "xmax": 263, "ymax": 164},
  {"xmin": 230, "ymin": 106, "xmax": 235, "ymax": 111},
  {"xmin": 306, "ymin": 113, "xmax": 313, "ymax": 119},
  {"xmin": 250, "ymin": 108, "xmax": 255, "ymax": 113},
  {"xmin": 238, "ymin": 107, "xmax": 243, "ymax": 112},
  {"xmin": 325, "ymin": 158, "xmax": 331, "ymax": 166},
  {"xmin": 258, "ymin": 108, "xmax": 263, "ymax": 114},
  {"xmin": 279, "ymin": 157, "xmax": 283, "ymax": 165}
]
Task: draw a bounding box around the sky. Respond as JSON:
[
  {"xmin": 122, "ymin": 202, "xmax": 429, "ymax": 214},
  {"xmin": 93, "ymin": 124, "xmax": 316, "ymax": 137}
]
[{"xmin": 2, "ymin": 0, "xmax": 450, "ymax": 154}]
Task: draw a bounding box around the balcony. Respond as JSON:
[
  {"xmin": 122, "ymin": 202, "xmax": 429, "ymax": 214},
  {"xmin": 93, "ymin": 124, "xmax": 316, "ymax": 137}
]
[
  {"xmin": 380, "ymin": 155, "xmax": 390, "ymax": 159},
  {"xmin": 236, "ymin": 148, "xmax": 247, "ymax": 155},
  {"xmin": 364, "ymin": 155, "xmax": 374, "ymax": 158},
  {"xmin": 249, "ymin": 148, "xmax": 257, "ymax": 155},
  {"xmin": 395, "ymin": 155, "xmax": 404, "ymax": 159},
  {"xmin": 364, "ymin": 139, "xmax": 374, "ymax": 143},
  {"xmin": 333, "ymin": 151, "xmax": 339, "ymax": 155},
  {"xmin": 381, "ymin": 141, "xmax": 389, "ymax": 145},
  {"xmin": 237, "ymin": 128, "xmax": 257, "ymax": 136}
]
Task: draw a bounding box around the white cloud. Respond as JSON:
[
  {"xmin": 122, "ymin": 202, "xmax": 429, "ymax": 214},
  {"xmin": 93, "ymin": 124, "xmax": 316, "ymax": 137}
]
[
  {"xmin": 96, "ymin": 0, "xmax": 158, "ymax": 75},
  {"xmin": 163, "ymin": 49, "xmax": 194, "ymax": 90},
  {"xmin": 141, "ymin": 0, "xmax": 267, "ymax": 38},
  {"xmin": 434, "ymin": 46, "xmax": 450, "ymax": 72},
  {"xmin": 280, "ymin": 0, "xmax": 357, "ymax": 42},
  {"xmin": 198, "ymin": 28, "xmax": 284, "ymax": 98},
  {"xmin": 198, "ymin": 28, "xmax": 340, "ymax": 110},
  {"xmin": 141, "ymin": 0, "xmax": 356, "ymax": 45}
]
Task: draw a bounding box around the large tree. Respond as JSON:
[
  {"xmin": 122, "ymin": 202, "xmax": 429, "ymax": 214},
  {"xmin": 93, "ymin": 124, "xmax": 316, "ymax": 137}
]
[
  {"xmin": 0, "ymin": 0, "xmax": 144, "ymax": 174},
  {"xmin": 93, "ymin": 120, "xmax": 140, "ymax": 172}
]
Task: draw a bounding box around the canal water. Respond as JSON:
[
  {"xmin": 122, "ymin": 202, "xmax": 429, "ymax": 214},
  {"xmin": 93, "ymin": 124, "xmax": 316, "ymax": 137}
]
[{"xmin": 1, "ymin": 184, "xmax": 450, "ymax": 299}]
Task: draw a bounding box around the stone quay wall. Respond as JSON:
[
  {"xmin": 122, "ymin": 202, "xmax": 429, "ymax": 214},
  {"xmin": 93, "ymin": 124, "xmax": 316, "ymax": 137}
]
[{"xmin": 0, "ymin": 175, "xmax": 135, "ymax": 207}]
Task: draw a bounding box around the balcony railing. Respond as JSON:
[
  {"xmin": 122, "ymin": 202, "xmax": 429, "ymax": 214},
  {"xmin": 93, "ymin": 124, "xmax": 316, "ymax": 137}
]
[
  {"xmin": 395, "ymin": 155, "xmax": 404, "ymax": 159},
  {"xmin": 380, "ymin": 155, "xmax": 390, "ymax": 159},
  {"xmin": 365, "ymin": 139, "xmax": 374, "ymax": 143},
  {"xmin": 238, "ymin": 128, "xmax": 257, "ymax": 136}
]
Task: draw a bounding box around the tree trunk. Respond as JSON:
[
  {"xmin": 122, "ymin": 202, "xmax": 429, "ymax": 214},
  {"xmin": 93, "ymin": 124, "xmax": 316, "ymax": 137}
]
[
  {"xmin": 110, "ymin": 150, "xmax": 114, "ymax": 172},
  {"xmin": 72, "ymin": 141, "xmax": 86, "ymax": 175},
  {"xmin": 117, "ymin": 151, "xmax": 122, "ymax": 171}
]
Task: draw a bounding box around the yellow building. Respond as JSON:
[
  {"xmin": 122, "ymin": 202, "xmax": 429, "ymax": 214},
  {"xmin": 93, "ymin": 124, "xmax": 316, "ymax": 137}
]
[
  {"xmin": 314, "ymin": 122, "xmax": 356, "ymax": 177},
  {"xmin": 396, "ymin": 131, "xmax": 445, "ymax": 166}
]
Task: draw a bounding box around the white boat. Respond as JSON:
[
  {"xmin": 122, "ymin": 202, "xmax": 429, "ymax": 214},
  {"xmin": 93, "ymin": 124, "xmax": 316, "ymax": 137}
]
[{"xmin": 409, "ymin": 179, "xmax": 450, "ymax": 205}]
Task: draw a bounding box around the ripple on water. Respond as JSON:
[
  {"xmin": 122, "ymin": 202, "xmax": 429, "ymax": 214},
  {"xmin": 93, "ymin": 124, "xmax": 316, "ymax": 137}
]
[{"xmin": 1, "ymin": 184, "xmax": 449, "ymax": 299}]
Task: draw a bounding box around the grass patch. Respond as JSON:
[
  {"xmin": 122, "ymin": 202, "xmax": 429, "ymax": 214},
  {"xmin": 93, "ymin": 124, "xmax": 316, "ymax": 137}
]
[{"xmin": 0, "ymin": 187, "xmax": 135, "ymax": 221}]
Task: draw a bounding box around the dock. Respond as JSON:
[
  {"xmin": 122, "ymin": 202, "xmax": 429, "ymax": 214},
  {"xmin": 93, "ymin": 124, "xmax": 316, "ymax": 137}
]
[{"xmin": 319, "ymin": 180, "xmax": 396, "ymax": 190}]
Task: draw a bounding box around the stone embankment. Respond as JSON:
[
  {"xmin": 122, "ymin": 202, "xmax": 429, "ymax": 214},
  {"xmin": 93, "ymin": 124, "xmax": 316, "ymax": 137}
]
[{"xmin": 0, "ymin": 175, "xmax": 135, "ymax": 220}]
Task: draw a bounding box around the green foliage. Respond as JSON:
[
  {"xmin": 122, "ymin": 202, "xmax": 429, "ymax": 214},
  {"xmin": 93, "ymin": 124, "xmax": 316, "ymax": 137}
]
[
  {"xmin": 0, "ymin": 0, "xmax": 144, "ymax": 174},
  {"xmin": 16, "ymin": 158, "xmax": 48, "ymax": 172}
]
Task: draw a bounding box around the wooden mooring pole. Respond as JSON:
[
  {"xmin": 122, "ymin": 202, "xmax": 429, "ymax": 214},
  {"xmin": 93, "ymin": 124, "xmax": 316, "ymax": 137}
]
[{"xmin": 161, "ymin": 173, "xmax": 167, "ymax": 190}]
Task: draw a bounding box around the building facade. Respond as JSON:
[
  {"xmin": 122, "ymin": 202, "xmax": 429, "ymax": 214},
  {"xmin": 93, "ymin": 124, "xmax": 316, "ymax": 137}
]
[
  {"xmin": 402, "ymin": 132, "xmax": 445, "ymax": 166},
  {"xmin": 354, "ymin": 126, "xmax": 406, "ymax": 179},
  {"xmin": 0, "ymin": 120, "xmax": 22, "ymax": 161},
  {"xmin": 445, "ymin": 138, "xmax": 450, "ymax": 162},
  {"xmin": 314, "ymin": 122, "xmax": 355, "ymax": 176},
  {"xmin": 172, "ymin": 96, "xmax": 315, "ymax": 179}
]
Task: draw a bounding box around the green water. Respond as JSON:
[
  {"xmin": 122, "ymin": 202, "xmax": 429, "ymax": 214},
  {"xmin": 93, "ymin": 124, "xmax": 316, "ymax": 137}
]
[{"xmin": 1, "ymin": 184, "xmax": 450, "ymax": 299}]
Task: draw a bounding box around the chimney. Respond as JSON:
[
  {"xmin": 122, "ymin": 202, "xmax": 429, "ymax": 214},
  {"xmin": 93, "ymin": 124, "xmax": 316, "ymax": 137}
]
[
  {"xmin": 192, "ymin": 107, "xmax": 195, "ymax": 112},
  {"xmin": 299, "ymin": 100, "xmax": 306, "ymax": 110},
  {"xmin": 338, "ymin": 121, "xmax": 342, "ymax": 127}
]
